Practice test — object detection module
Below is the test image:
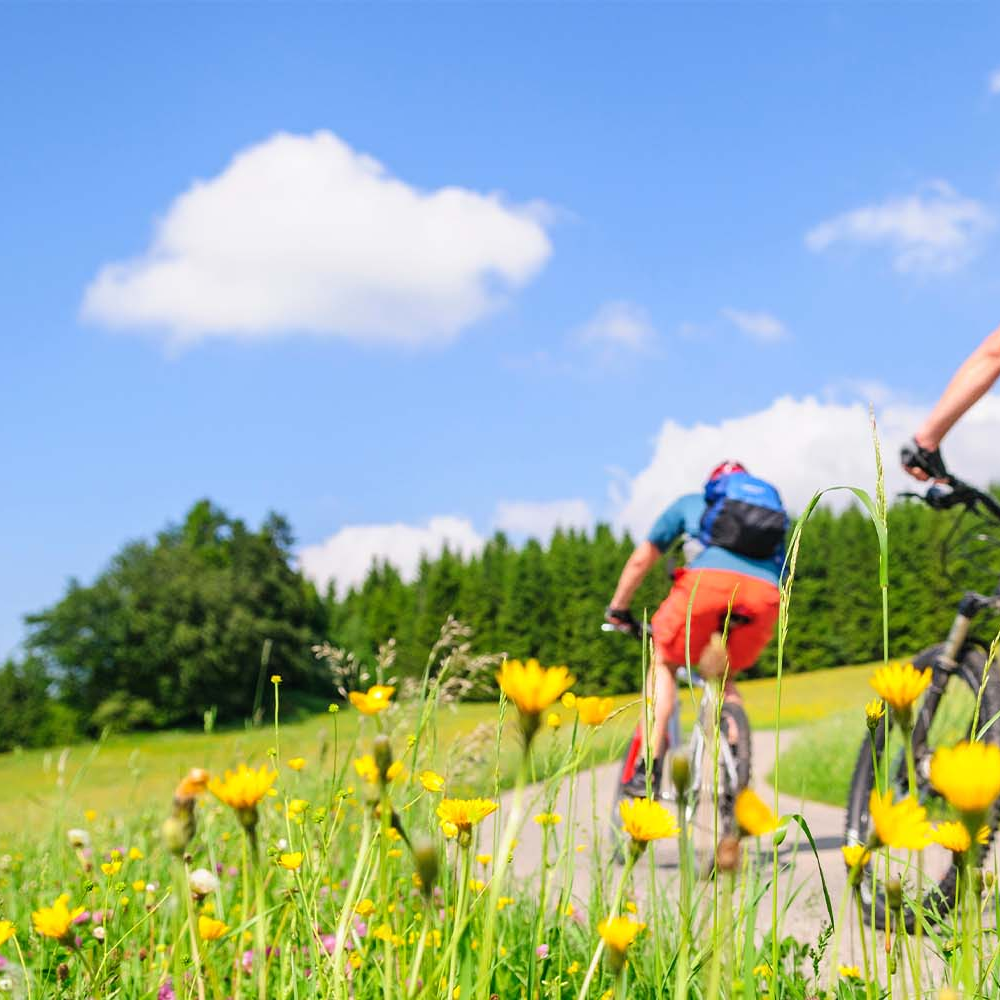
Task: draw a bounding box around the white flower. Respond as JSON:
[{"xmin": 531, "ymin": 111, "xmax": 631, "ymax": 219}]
[
  {"xmin": 188, "ymin": 868, "xmax": 220, "ymax": 897},
  {"xmin": 145, "ymin": 882, "xmax": 158, "ymax": 893},
  {"xmin": 67, "ymin": 828, "xmax": 91, "ymax": 849},
  {"xmin": 276, "ymin": 838, "xmax": 289, "ymax": 851},
  {"xmin": 93, "ymin": 926, "xmax": 106, "ymax": 941}
]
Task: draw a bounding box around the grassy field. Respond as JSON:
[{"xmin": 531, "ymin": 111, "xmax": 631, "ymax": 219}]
[{"xmin": 0, "ymin": 660, "xmax": 883, "ymax": 841}]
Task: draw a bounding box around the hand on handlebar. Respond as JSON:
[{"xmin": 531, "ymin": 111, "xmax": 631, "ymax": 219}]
[
  {"xmin": 604, "ymin": 606, "xmax": 640, "ymax": 637},
  {"xmin": 901, "ymin": 439, "xmax": 949, "ymax": 483}
]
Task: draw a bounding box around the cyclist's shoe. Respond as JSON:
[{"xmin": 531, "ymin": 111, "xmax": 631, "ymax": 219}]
[{"xmin": 620, "ymin": 757, "xmax": 663, "ymax": 800}]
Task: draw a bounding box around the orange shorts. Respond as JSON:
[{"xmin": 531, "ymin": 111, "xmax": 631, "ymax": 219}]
[{"xmin": 650, "ymin": 568, "xmax": 780, "ymax": 672}]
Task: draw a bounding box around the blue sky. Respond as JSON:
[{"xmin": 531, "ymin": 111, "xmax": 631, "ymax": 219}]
[{"xmin": 4, "ymin": 4, "xmax": 1000, "ymax": 657}]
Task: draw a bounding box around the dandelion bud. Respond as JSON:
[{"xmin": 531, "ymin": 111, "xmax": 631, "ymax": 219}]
[
  {"xmin": 161, "ymin": 815, "xmax": 193, "ymax": 856},
  {"xmin": 772, "ymin": 826, "xmax": 787, "ymax": 848},
  {"xmin": 373, "ymin": 735, "xmax": 393, "ymax": 783},
  {"xmin": 188, "ymin": 867, "xmax": 220, "ymax": 899},
  {"xmin": 716, "ymin": 835, "xmax": 741, "ymax": 874},
  {"xmin": 670, "ymin": 754, "xmax": 691, "ymax": 797},
  {"xmin": 413, "ymin": 838, "xmax": 439, "ymax": 898},
  {"xmin": 972, "ymin": 868, "xmax": 985, "ymax": 897},
  {"xmin": 888, "ymin": 954, "xmax": 897, "ymax": 976},
  {"xmin": 886, "ymin": 875, "xmax": 903, "ymax": 912}
]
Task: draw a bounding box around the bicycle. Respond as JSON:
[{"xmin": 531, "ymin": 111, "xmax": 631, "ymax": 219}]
[
  {"xmin": 844, "ymin": 467, "xmax": 1000, "ymax": 929},
  {"xmin": 603, "ymin": 614, "xmax": 753, "ymax": 863}
]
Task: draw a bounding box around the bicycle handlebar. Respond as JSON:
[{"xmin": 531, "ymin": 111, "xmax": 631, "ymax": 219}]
[{"xmin": 904, "ymin": 476, "xmax": 1000, "ymax": 523}]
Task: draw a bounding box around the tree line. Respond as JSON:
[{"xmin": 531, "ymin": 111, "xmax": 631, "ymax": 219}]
[{"xmin": 4, "ymin": 492, "xmax": 1000, "ymax": 751}]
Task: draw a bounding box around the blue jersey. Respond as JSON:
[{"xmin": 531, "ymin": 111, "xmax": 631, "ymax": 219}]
[{"xmin": 647, "ymin": 493, "xmax": 784, "ymax": 585}]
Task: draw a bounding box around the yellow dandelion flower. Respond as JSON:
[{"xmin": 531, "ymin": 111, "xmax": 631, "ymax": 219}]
[
  {"xmin": 207, "ymin": 764, "xmax": 278, "ymax": 811},
  {"xmin": 270, "ymin": 674, "xmax": 282, "ymax": 684},
  {"xmin": 419, "ymin": 770, "xmax": 445, "ymax": 793},
  {"xmin": 388, "ymin": 848, "xmax": 403, "ymax": 859},
  {"xmin": 288, "ymin": 798, "xmax": 309, "ymax": 817},
  {"xmin": 355, "ymin": 899, "xmax": 375, "ymax": 916},
  {"xmin": 546, "ymin": 712, "xmax": 562, "ymax": 729},
  {"xmin": 0, "ymin": 921, "xmax": 15, "ymax": 946},
  {"xmin": 198, "ymin": 916, "xmax": 229, "ymax": 941},
  {"xmin": 838, "ymin": 965, "xmax": 861, "ymax": 979},
  {"xmin": 32, "ymin": 895, "xmax": 85, "ymax": 940},
  {"xmin": 436, "ymin": 798, "xmax": 498, "ymax": 841},
  {"xmin": 533, "ymin": 812, "xmax": 563, "ymax": 826},
  {"xmin": 84, "ymin": 809, "xmax": 97, "ymax": 823},
  {"xmin": 278, "ymin": 852, "xmax": 303, "ymax": 871},
  {"xmin": 734, "ymin": 789, "xmax": 780, "ymax": 838},
  {"xmin": 576, "ymin": 696, "xmax": 615, "ymax": 726},
  {"xmin": 598, "ymin": 915, "xmax": 645, "ymax": 965},
  {"xmin": 497, "ymin": 659, "xmax": 574, "ymax": 717},
  {"xmin": 372, "ymin": 923, "xmax": 393, "ymax": 942},
  {"xmin": 476, "ymin": 853, "xmax": 492, "ymax": 866},
  {"xmin": 101, "ymin": 861, "xmax": 122, "ymax": 876},
  {"xmin": 932, "ymin": 822, "xmax": 970, "ymax": 853},
  {"xmin": 619, "ymin": 797, "xmax": 680, "ymax": 845},
  {"xmin": 841, "ymin": 844, "xmax": 871, "ymax": 869},
  {"xmin": 865, "ymin": 697, "xmax": 885, "ymax": 722},
  {"xmin": 349, "ymin": 952, "xmax": 362, "ymax": 969},
  {"xmin": 468, "ymin": 878, "xmax": 485, "ymax": 892},
  {"xmin": 386, "ymin": 760, "xmax": 404, "ymax": 782},
  {"xmin": 624, "ymin": 900, "xmax": 637, "ymax": 914},
  {"xmin": 567, "ymin": 961, "xmax": 580, "ymax": 974},
  {"xmin": 868, "ymin": 789, "xmax": 931, "ymax": 850},
  {"xmin": 564, "ymin": 903, "xmax": 575, "ymax": 917},
  {"xmin": 497, "ymin": 896, "xmax": 515, "ymax": 911},
  {"xmin": 353, "ymin": 755, "xmax": 379, "ymax": 784},
  {"xmin": 752, "ymin": 963, "xmax": 772, "ymax": 979},
  {"xmin": 561, "ymin": 692, "xmax": 576, "ymax": 709},
  {"xmin": 128, "ymin": 847, "xmax": 144, "ymax": 861},
  {"xmin": 870, "ymin": 662, "xmax": 931, "ymax": 719},
  {"xmin": 287, "ymin": 757, "xmax": 306, "ymax": 771},
  {"xmin": 348, "ymin": 684, "xmax": 395, "ymax": 716},
  {"xmin": 930, "ymin": 741, "xmax": 1000, "ymax": 816}
]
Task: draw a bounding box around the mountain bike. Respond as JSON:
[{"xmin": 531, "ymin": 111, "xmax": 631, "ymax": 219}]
[
  {"xmin": 603, "ymin": 615, "xmax": 753, "ymax": 862},
  {"xmin": 844, "ymin": 469, "xmax": 1000, "ymax": 929}
]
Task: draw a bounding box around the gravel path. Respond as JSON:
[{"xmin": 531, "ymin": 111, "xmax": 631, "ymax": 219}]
[{"xmin": 488, "ymin": 728, "xmax": 858, "ymax": 950}]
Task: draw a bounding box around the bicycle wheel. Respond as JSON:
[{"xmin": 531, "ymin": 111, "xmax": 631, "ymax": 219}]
[
  {"xmin": 844, "ymin": 643, "xmax": 1000, "ymax": 930},
  {"xmin": 689, "ymin": 701, "xmax": 752, "ymax": 864}
]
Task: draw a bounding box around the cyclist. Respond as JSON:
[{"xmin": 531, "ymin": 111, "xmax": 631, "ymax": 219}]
[
  {"xmin": 605, "ymin": 461, "xmax": 786, "ymax": 797},
  {"xmin": 903, "ymin": 324, "xmax": 1000, "ymax": 481}
]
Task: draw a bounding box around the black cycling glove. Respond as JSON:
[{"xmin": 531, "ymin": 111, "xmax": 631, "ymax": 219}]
[
  {"xmin": 901, "ymin": 439, "xmax": 948, "ymax": 480},
  {"xmin": 605, "ymin": 606, "xmax": 639, "ymax": 636}
]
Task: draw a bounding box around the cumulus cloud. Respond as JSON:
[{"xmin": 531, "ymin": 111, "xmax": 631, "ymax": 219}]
[
  {"xmin": 614, "ymin": 392, "xmax": 1000, "ymax": 536},
  {"xmin": 298, "ymin": 516, "xmax": 483, "ymax": 596},
  {"xmin": 574, "ymin": 301, "xmax": 656, "ymax": 352},
  {"xmin": 721, "ymin": 308, "xmax": 788, "ymax": 344},
  {"xmin": 82, "ymin": 131, "xmax": 552, "ymax": 347},
  {"xmin": 493, "ymin": 498, "xmax": 593, "ymax": 538},
  {"xmin": 805, "ymin": 182, "xmax": 993, "ymax": 274},
  {"xmin": 990, "ymin": 69, "xmax": 1000, "ymax": 95}
]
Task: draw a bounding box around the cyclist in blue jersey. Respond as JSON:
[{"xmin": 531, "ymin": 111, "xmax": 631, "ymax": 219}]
[{"xmin": 606, "ymin": 461, "xmax": 784, "ymax": 797}]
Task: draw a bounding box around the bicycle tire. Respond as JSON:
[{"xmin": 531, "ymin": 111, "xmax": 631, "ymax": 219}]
[
  {"xmin": 844, "ymin": 643, "xmax": 1000, "ymax": 930},
  {"xmin": 690, "ymin": 701, "xmax": 752, "ymax": 847}
]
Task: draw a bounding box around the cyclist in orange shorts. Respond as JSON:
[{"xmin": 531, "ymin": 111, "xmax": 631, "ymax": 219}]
[{"xmin": 606, "ymin": 461, "xmax": 787, "ymax": 797}]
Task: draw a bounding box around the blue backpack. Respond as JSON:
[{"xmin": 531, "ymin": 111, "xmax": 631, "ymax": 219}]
[{"xmin": 699, "ymin": 472, "xmax": 788, "ymax": 560}]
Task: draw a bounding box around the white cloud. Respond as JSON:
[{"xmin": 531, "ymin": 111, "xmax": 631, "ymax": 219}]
[
  {"xmin": 574, "ymin": 301, "xmax": 656, "ymax": 352},
  {"xmin": 990, "ymin": 69, "xmax": 1000, "ymax": 95},
  {"xmin": 493, "ymin": 498, "xmax": 593, "ymax": 538},
  {"xmin": 805, "ymin": 182, "xmax": 993, "ymax": 274},
  {"xmin": 298, "ymin": 516, "xmax": 483, "ymax": 596},
  {"xmin": 614, "ymin": 392, "xmax": 1000, "ymax": 536},
  {"xmin": 82, "ymin": 131, "xmax": 552, "ymax": 347},
  {"xmin": 721, "ymin": 308, "xmax": 788, "ymax": 344}
]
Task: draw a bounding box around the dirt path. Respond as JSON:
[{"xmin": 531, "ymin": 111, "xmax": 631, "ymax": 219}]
[{"xmin": 489, "ymin": 729, "xmax": 855, "ymax": 947}]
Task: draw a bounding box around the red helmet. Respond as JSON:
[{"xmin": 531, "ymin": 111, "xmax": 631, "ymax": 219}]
[{"xmin": 708, "ymin": 460, "xmax": 747, "ymax": 481}]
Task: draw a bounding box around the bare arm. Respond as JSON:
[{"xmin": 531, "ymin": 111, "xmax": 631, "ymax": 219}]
[
  {"xmin": 915, "ymin": 325, "xmax": 1000, "ymax": 450},
  {"xmin": 609, "ymin": 540, "xmax": 661, "ymax": 610}
]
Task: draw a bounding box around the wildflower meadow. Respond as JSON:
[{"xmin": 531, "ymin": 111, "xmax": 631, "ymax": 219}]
[{"xmin": 2, "ymin": 479, "xmax": 1000, "ymax": 1000}]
